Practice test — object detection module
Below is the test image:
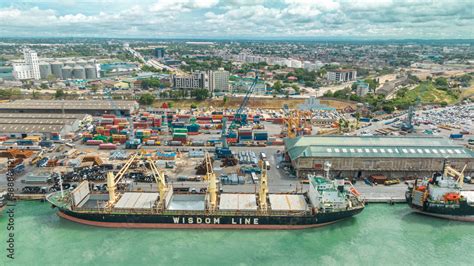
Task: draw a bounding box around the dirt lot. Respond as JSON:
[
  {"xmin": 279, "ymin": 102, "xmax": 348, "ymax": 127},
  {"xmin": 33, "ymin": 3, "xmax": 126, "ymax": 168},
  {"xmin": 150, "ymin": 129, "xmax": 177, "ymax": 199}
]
[{"xmin": 154, "ymin": 97, "xmax": 356, "ymax": 110}]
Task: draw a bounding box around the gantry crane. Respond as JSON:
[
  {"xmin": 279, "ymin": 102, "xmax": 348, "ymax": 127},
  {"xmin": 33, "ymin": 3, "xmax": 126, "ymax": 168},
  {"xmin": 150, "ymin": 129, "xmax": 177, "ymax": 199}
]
[
  {"xmin": 107, "ymin": 153, "xmax": 139, "ymax": 206},
  {"xmin": 205, "ymin": 152, "xmax": 218, "ymax": 211},
  {"xmin": 216, "ymin": 74, "xmax": 259, "ymax": 159},
  {"xmin": 258, "ymin": 159, "xmax": 268, "ymax": 212}
]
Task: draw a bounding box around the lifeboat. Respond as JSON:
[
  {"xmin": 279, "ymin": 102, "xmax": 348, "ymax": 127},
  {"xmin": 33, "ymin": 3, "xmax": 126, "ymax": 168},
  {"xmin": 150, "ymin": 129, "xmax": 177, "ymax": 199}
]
[{"xmin": 444, "ymin": 193, "xmax": 461, "ymax": 202}]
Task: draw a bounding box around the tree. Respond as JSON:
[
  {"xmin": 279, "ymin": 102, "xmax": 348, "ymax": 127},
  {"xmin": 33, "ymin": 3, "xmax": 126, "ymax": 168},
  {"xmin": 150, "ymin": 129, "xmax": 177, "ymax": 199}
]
[
  {"xmin": 46, "ymin": 74, "xmax": 57, "ymax": 85},
  {"xmin": 434, "ymin": 77, "xmax": 448, "ymax": 90},
  {"xmin": 55, "ymin": 89, "xmax": 65, "ymax": 99},
  {"xmin": 192, "ymin": 89, "xmax": 209, "ymax": 100},
  {"xmin": 40, "ymin": 83, "xmax": 49, "ymax": 90},
  {"xmin": 138, "ymin": 93, "xmax": 156, "ymax": 105},
  {"xmin": 190, "ymin": 103, "xmax": 197, "ymax": 109},
  {"xmin": 272, "ymin": 81, "xmax": 282, "ymax": 93},
  {"xmin": 351, "ymin": 82, "xmax": 358, "ymax": 91},
  {"xmin": 223, "ymin": 96, "xmax": 228, "ymax": 105},
  {"xmin": 91, "ymin": 84, "xmax": 99, "ymax": 94}
]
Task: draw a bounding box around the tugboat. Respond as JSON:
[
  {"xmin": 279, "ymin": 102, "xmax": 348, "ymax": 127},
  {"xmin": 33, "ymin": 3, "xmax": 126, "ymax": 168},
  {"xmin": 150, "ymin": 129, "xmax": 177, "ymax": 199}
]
[
  {"xmin": 406, "ymin": 162, "xmax": 474, "ymax": 222},
  {"xmin": 47, "ymin": 153, "xmax": 364, "ymax": 229}
]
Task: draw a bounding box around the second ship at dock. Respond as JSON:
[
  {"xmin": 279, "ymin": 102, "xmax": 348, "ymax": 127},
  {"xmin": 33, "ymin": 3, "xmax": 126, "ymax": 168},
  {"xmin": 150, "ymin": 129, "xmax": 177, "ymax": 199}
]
[{"xmin": 47, "ymin": 153, "xmax": 364, "ymax": 229}]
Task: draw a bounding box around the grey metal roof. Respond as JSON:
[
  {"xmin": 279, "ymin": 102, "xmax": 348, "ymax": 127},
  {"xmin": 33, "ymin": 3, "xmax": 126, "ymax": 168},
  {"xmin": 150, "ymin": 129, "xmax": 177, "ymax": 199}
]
[
  {"xmin": 0, "ymin": 113, "xmax": 88, "ymax": 120},
  {"xmin": 285, "ymin": 136, "xmax": 474, "ymax": 160},
  {"xmin": 0, "ymin": 124, "xmax": 65, "ymax": 133},
  {"xmin": 0, "ymin": 100, "xmax": 137, "ymax": 111}
]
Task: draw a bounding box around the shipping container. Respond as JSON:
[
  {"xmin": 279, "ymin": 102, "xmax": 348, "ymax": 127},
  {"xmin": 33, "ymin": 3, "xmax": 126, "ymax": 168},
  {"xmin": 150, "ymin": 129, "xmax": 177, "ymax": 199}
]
[{"xmin": 99, "ymin": 143, "xmax": 117, "ymax": 150}]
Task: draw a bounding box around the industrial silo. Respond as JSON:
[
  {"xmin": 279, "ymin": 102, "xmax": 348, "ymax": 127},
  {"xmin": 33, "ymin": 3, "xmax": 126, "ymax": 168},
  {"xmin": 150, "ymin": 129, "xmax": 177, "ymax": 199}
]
[
  {"xmin": 50, "ymin": 61, "xmax": 63, "ymax": 79},
  {"xmin": 76, "ymin": 59, "xmax": 87, "ymax": 66},
  {"xmin": 65, "ymin": 60, "xmax": 75, "ymax": 67},
  {"xmin": 62, "ymin": 65, "xmax": 73, "ymax": 79},
  {"xmin": 84, "ymin": 64, "xmax": 97, "ymax": 79},
  {"xmin": 72, "ymin": 65, "xmax": 86, "ymax": 79},
  {"xmin": 39, "ymin": 62, "xmax": 52, "ymax": 79}
]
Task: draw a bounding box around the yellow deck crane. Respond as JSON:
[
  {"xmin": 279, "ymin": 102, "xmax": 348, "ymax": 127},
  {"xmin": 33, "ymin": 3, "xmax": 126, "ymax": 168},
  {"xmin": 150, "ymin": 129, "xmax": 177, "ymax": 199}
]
[
  {"xmin": 205, "ymin": 152, "xmax": 218, "ymax": 212},
  {"xmin": 106, "ymin": 153, "xmax": 139, "ymax": 206},
  {"xmin": 258, "ymin": 160, "xmax": 269, "ymax": 212},
  {"xmin": 444, "ymin": 164, "xmax": 467, "ymax": 187},
  {"xmin": 147, "ymin": 157, "xmax": 171, "ymax": 209}
]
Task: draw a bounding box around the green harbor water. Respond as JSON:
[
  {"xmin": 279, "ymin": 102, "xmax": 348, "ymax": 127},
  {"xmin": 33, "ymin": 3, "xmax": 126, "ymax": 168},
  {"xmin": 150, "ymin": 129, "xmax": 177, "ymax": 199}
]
[{"xmin": 1, "ymin": 202, "xmax": 473, "ymax": 265}]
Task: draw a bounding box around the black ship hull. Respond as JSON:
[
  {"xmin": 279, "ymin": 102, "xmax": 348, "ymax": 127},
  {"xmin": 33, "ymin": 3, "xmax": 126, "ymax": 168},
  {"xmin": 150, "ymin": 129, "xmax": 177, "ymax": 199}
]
[
  {"xmin": 56, "ymin": 207, "xmax": 364, "ymax": 229},
  {"xmin": 406, "ymin": 195, "xmax": 474, "ymax": 222}
]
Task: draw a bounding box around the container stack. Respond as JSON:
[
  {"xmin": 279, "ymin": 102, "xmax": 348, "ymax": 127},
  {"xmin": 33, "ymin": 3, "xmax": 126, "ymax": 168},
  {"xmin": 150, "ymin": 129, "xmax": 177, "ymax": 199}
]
[
  {"xmin": 238, "ymin": 127, "xmax": 253, "ymax": 142},
  {"xmin": 253, "ymin": 130, "xmax": 268, "ymax": 141},
  {"xmin": 51, "ymin": 132, "xmax": 61, "ymax": 141},
  {"xmin": 172, "ymin": 128, "xmax": 188, "ymax": 144},
  {"xmin": 187, "ymin": 123, "xmax": 200, "ymax": 135},
  {"xmin": 135, "ymin": 129, "xmax": 151, "ymax": 141},
  {"xmin": 82, "ymin": 132, "xmax": 93, "ymax": 142},
  {"xmin": 111, "ymin": 134, "xmax": 128, "ymax": 144}
]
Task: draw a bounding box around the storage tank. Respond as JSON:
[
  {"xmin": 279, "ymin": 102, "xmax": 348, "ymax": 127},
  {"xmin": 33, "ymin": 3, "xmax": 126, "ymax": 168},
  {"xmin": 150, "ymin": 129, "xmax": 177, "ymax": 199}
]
[
  {"xmin": 84, "ymin": 65, "xmax": 97, "ymax": 79},
  {"xmin": 50, "ymin": 61, "xmax": 63, "ymax": 79},
  {"xmin": 65, "ymin": 60, "xmax": 75, "ymax": 67},
  {"xmin": 72, "ymin": 65, "xmax": 85, "ymax": 79},
  {"xmin": 62, "ymin": 65, "xmax": 73, "ymax": 79},
  {"xmin": 76, "ymin": 59, "xmax": 87, "ymax": 66},
  {"xmin": 39, "ymin": 62, "xmax": 52, "ymax": 79}
]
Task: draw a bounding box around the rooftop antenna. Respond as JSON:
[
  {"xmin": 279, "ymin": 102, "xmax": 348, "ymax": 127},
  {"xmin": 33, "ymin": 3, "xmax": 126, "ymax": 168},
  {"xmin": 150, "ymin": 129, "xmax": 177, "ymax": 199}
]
[
  {"xmin": 324, "ymin": 161, "xmax": 332, "ymax": 179},
  {"xmin": 58, "ymin": 172, "xmax": 64, "ymax": 198}
]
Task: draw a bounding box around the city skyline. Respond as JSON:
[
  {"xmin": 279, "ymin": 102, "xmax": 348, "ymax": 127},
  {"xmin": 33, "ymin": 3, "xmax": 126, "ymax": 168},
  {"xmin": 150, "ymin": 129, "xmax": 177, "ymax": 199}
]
[{"xmin": 0, "ymin": 0, "xmax": 473, "ymax": 39}]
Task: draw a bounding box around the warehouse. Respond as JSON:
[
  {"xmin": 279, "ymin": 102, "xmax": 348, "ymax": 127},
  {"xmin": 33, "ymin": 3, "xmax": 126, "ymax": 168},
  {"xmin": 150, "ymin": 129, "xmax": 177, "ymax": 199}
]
[
  {"xmin": 0, "ymin": 113, "xmax": 90, "ymax": 139},
  {"xmin": 284, "ymin": 136, "xmax": 474, "ymax": 179},
  {"xmin": 0, "ymin": 100, "xmax": 138, "ymax": 116}
]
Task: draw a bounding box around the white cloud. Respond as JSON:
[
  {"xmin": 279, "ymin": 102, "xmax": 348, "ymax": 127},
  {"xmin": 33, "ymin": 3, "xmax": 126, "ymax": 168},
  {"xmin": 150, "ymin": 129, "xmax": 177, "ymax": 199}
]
[{"xmin": 0, "ymin": 0, "xmax": 472, "ymax": 38}]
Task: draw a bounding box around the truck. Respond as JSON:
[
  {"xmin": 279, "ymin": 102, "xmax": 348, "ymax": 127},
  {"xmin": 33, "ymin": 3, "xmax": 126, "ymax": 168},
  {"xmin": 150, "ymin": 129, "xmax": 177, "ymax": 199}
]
[{"xmin": 449, "ymin": 133, "xmax": 463, "ymax": 139}]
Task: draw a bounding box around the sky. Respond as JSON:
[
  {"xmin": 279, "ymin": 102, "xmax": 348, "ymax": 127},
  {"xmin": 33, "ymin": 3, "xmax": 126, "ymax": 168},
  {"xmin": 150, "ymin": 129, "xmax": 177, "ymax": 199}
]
[{"xmin": 0, "ymin": 0, "xmax": 473, "ymax": 39}]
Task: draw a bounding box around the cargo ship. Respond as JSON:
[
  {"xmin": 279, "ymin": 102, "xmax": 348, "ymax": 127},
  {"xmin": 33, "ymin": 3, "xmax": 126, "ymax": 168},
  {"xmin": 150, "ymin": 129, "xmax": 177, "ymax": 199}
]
[
  {"xmin": 406, "ymin": 163, "xmax": 474, "ymax": 222},
  {"xmin": 47, "ymin": 153, "xmax": 364, "ymax": 229}
]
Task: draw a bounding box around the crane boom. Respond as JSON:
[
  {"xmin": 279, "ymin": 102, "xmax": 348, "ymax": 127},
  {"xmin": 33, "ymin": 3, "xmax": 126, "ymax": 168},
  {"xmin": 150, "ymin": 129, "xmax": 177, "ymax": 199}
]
[
  {"xmin": 258, "ymin": 160, "xmax": 268, "ymax": 212},
  {"xmin": 205, "ymin": 152, "xmax": 218, "ymax": 211},
  {"xmin": 107, "ymin": 153, "xmax": 138, "ymax": 205},
  {"xmin": 148, "ymin": 157, "xmax": 169, "ymax": 207},
  {"xmin": 228, "ymin": 75, "xmax": 259, "ymax": 131}
]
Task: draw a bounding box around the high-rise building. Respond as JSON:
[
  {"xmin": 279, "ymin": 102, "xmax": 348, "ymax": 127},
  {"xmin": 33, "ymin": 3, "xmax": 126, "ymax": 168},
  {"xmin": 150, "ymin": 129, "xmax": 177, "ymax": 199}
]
[
  {"xmin": 12, "ymin": 49, "xmax": 41, "ymax": 80},
  {"xmin": 154, "ymin": 48, "xmax": 165, "ymax": 58},
  {"xmin": 327, "ymin": 69, "xmax": 357, "ymax": 82},
  {"xmin": 208, "ymin": 68, "xmax": 230, "ymax": 93},
  {"xmin": 172, "ymin": 71, "xmax": 206, "ymax": 89}
]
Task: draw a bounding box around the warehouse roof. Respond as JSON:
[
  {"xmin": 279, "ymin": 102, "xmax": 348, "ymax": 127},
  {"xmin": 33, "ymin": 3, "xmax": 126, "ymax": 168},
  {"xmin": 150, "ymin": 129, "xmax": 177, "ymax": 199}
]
[
  {"xmin": 0, "ymin": 100, "xmax": 137, "ymax": 111},
  {"xmin": 285, "ymin": 136, "xmax": 474, "ymax": 160},
  {"xmin": 0, "ymin": 118, "xmax": 77, "ymax": 125},
  {"xmin": 0, "ymin": 113, "xmax": 88, "ymax": 120},
  {"xmin": 0, "ymin": 124, "xmax": 65, "ymax": 133}
]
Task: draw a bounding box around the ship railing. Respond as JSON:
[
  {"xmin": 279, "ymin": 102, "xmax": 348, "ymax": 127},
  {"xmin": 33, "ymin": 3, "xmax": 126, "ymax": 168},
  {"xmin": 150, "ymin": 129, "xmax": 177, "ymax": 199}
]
[{"xmin": 73, "ymin": 207, "xmax": 311, "ymax": 217}]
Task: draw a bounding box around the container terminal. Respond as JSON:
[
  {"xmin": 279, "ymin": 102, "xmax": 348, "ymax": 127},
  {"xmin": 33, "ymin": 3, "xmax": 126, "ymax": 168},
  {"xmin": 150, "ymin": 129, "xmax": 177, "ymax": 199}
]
[{"xmin": 0, "ymin": 96, "xmax": 473, "ymax": 223}]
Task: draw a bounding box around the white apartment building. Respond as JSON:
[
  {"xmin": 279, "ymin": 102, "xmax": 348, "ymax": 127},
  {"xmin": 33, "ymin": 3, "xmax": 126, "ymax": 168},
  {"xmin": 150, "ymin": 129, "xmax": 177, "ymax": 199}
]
[
  {"xmin": 172, "ymin": 71, "xmax": 206, "ymax": 89},
  {"xmin": 12, "ymin": 49, "xmax": 41, "ymax": 80},
  {"xmin": 208, "ymin": 68, "xmax": 230, "ymax": 92},
  {"xmin": 326, "ymin": 69, "xmax": 357, "ymax": 82}
]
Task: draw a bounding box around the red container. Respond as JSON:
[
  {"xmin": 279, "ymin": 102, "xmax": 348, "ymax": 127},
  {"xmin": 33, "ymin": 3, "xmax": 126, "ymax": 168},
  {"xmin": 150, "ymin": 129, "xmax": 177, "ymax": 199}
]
[
  {"xmin": 86, "ymin": 140, "xmax": 103, "ymax": 145},
  {"xmin": 99, "ymin": 143, "xmax": 117, "ymax": 150},
  {"xmin": 103, "ymin": 114, "xmax": 116, "ymax": 119}
]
